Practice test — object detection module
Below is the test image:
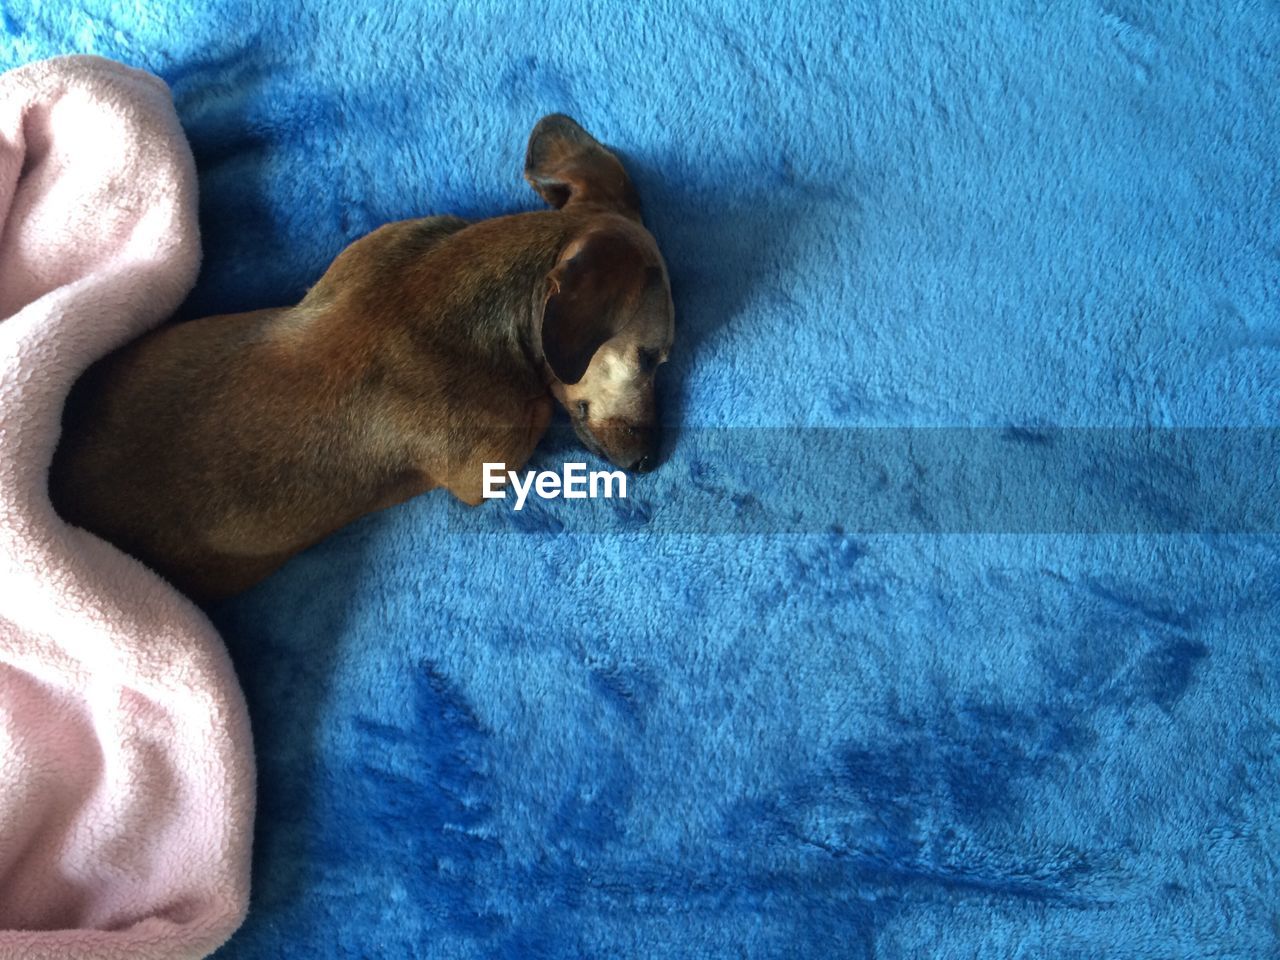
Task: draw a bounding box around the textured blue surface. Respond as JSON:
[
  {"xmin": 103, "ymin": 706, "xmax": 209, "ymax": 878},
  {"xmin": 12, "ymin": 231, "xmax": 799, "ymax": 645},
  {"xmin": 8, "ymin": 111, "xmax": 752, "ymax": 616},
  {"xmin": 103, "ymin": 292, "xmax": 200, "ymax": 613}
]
[{"xmin": 6, "ymin": 3, "xmax": 1280, "ymax": 957}]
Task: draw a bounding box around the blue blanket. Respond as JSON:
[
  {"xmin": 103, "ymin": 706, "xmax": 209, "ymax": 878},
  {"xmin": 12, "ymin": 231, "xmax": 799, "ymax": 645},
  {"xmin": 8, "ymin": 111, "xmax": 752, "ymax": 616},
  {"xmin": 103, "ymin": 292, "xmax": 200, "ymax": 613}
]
[{"xmin": 6, "ymin": 3, "xmax": 1279, "ymax": 956}]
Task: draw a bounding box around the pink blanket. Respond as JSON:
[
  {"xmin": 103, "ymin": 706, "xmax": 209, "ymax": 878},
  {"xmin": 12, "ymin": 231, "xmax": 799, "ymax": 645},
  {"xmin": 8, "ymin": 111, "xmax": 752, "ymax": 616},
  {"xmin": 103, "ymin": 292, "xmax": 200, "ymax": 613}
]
[{"xmin": 0, "ymin": 56, "xmax": 254, "ymax": 958}]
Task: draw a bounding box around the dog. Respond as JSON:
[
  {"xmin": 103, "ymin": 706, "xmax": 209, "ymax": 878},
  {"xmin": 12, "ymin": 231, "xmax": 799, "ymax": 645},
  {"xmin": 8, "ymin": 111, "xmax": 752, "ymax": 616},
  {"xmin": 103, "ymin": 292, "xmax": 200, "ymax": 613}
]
[{"xmin": 48, "ymin": 115, "xmax": 674, "ymax": 602}]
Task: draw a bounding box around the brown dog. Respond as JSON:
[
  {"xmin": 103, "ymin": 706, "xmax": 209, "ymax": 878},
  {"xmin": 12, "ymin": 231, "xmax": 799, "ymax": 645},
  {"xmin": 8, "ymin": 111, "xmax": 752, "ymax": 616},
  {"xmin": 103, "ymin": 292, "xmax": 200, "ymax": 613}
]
[{"xmin": 49, "ymin": 115, "xmax": 674, "ymax": 602}]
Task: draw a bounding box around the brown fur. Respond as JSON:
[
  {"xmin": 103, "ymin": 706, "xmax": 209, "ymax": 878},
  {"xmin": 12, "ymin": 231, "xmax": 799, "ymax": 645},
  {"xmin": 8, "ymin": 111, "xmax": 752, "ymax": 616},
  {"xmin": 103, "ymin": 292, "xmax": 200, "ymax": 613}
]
[{"xmin": 48, "ymin": 116, "xmax": 674, "ymax": 601}]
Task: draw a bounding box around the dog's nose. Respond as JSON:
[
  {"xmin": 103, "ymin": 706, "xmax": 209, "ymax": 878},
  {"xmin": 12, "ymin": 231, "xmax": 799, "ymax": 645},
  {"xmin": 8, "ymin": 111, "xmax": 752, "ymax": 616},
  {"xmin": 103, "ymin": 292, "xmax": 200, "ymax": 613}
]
[{"xmin": 621, "ymin": 422, "xmax": 659, "ymax": 473}]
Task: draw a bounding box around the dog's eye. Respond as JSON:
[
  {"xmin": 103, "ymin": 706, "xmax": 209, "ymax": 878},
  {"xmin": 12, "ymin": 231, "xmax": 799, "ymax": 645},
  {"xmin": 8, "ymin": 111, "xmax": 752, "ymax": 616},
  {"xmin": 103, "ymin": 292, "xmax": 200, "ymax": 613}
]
[
  {"xmin": 638, "ymin": 348, "xmax": 659, "ymax": 374},
  {"xmin": 576, "ymin": 400, "xmax": 589, "ymax": 419}
]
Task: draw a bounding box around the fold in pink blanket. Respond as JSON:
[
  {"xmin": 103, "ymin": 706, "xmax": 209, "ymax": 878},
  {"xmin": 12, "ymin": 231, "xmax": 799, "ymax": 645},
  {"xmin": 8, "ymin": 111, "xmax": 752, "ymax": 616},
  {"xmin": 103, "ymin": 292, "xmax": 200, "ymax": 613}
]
[{"xmin": 0, "ymin": 57, "xmax": 254, "ymax": 959}]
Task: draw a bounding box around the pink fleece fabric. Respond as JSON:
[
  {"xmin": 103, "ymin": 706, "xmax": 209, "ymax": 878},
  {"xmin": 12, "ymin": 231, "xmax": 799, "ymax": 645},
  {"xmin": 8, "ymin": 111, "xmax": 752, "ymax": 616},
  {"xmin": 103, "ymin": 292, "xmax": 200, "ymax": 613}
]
[{"xmin": 0, "ymin": 56, "xmax": 254, "ymax": 959}]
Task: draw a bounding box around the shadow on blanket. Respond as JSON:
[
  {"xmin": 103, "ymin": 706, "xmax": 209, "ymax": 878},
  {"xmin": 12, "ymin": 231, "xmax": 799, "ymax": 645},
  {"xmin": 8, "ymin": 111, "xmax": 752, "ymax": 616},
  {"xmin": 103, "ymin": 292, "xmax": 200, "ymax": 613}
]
[
  {"xmin": 168, "ymin": 45, "xmax": 340, "ymax": 319},
  {"xmin": 209, "ymin": 584, "xmax": 351, "ymax": 917},
  {"xmin": 648, "ymin": 185, "xmax": 820, "ymax": 434}
]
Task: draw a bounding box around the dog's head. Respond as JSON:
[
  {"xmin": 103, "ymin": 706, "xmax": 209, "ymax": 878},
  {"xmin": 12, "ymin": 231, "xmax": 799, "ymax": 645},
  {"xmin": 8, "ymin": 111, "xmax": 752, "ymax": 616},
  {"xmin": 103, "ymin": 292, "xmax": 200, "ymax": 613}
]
[{"xmin": 525, "ymin": 115, "xmax": 673, "ymax": 473}]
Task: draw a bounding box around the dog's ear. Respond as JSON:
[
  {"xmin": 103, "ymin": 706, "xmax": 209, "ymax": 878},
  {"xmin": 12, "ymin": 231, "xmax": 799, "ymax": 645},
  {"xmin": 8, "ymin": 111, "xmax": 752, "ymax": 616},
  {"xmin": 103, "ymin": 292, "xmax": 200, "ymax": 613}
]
[
  {"xmin": 541, "ymin": 231, "xmax": 651, "ymax": 384},
  {"xmin": 524, "ymin": 115, "xmax": 641, "ymax": 220}
]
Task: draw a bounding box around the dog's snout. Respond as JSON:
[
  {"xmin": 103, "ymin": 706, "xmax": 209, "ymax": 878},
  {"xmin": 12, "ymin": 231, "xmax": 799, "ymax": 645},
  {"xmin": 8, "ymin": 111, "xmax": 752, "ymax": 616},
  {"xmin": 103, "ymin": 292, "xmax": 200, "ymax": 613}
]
[{"xmin": 577, "ymin": 419, "xmax": 661, "ymax": 473}]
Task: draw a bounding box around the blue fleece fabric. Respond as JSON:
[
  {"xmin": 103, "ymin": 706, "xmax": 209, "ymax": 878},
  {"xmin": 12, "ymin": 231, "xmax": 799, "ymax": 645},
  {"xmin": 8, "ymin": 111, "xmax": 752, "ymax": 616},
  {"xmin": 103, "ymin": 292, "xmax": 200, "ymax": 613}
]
[{"xmin": 6, "ymin": 3, "xmax": 1280, "ymax": 957}]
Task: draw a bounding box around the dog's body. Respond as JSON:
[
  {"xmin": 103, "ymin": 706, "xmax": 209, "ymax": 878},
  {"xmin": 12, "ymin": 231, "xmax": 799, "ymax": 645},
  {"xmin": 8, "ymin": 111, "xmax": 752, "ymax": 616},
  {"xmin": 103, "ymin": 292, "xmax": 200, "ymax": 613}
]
[{"xmin": 49, "ymin": 116, "xmax": 673, "ymax": 601}]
